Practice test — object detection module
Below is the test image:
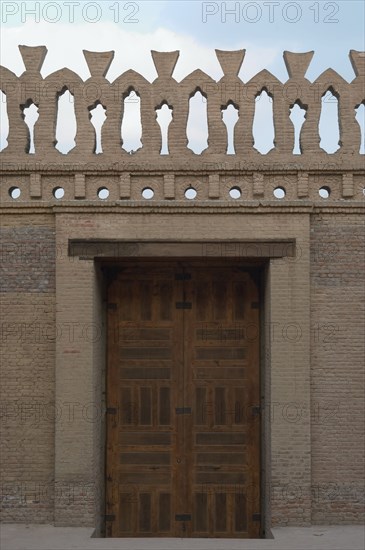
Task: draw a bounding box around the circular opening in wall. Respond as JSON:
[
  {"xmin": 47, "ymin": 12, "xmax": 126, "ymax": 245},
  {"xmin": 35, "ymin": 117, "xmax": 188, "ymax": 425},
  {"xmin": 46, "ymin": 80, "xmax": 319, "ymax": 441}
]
[
  {"xmin": 185, "ymin": 188, "xmax": 197, "ymax": 200},
  {"xmin": 53, "ymin": 187, "xmax": 65, "ymax": 199},
  {"xmin": 229, "ymin": 186, "xmax": 242, "ymax": 199},
  {"xmin": 319, "ymin": 186, "xmax": 330, "ymax": 199},
  {"xmin": 142, "ymin": 187, "xmax": 154, "ymax": 199},
  {"xmin": 273, "ymin": 187, "xmax": 286, "ymax": 199},
  {"xmin": 97, "ymin": 187, "xmax": 109, "ymax": 200},
  {"xmin": 9, "ymin": 187, "xmax": 21, "ymax": 199}
]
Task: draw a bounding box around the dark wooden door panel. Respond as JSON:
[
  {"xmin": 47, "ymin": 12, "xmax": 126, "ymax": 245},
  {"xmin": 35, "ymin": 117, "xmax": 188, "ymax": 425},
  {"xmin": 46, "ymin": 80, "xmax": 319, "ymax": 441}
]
[
  {"xmin": 106, "ymin": 262, "xmax": 260, "ymax": 538},
  {"xmin": 106, "ymin": 265, "xmax": 182, "ymax": 537},
  {"xmin": 183, "ymin": 267, "xmax": 260, "ymax": 538}
]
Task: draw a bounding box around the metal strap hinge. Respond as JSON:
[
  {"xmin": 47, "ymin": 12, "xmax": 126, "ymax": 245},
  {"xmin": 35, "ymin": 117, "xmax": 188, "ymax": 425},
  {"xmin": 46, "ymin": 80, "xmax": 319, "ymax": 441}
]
[{"xmin": 105, "ymin": 514, "xmax": 115, "ymax": 522}]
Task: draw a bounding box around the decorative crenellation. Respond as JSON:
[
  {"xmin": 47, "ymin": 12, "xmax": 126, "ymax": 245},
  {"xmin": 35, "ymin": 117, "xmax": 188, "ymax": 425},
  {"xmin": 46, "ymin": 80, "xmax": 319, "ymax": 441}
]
[{"xmin": 0, "ymin": 46, "xmax": 364, "ymax": 168}]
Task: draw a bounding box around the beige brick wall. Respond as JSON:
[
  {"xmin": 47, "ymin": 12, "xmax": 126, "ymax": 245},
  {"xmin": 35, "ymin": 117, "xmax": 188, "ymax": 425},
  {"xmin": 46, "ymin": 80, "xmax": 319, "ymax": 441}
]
[
  {"xmin": 1, "ymin": 45, "xmax": 364, "ymax": 533},
  {"xmin": 2, "ymin": 194, "xmax": 363, "ymax": 527},
  {"xmin": 310, "ymin": 213, "xmax": 365, "ymax": 524},
  {"xmin": 0, "ymin": 216, "xmax": 55, "ymax": 523},
  {"xmin": 1, "ymin": 194, "xmax": 364, "ymax": 531}
]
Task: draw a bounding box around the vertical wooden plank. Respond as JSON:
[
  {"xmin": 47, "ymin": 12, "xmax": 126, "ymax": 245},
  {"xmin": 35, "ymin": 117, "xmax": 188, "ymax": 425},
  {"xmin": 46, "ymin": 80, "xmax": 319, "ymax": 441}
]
[
  {"xmin": 159, "ymin": 387, "xmax": 170, "ymax": 425},
  {"xmin": 160, "ymin": 282, "xmax": 173, "ymax": 320},
  {"xmin": 208, "ymin": 490, "xmax": 214, "ymax": 536},
  {"xmin": 173, "ymin": 265, "xmax": 187, "ymax": 536},
  {"xmin": 215, "ymin": 493, "xmax": 227, "ymax": 532},
  {"xmin": 213, "ymin": 280, "xmax": 227, "ymax": 320},
  {"xmin": 234, "ymin": 281, "xmax": 245, "ymax": 320},
  {"xmin": 105, "ymin": 278, "xmax": 119, "ymax": 537},
  {"xmin": 140, "ymin": 281, "xmax": 152, "ymax": 320},
  {"xmin": 152, "ymin": 385, "xmax": 157, "ymax": 428},
  {"xmin": 120, "ymin": 280, "xmax": 134, "ymax": 320},
  {"xmin": 159, "ymin": 493, "xmax": 171, "ymax": 531},
  {"xmin": 195, "ymin": 387, "xmax": 206, "ymax": 425},
  {"xmin": 140, "ymin": 387, "xmax": 152, "ymax": 425},
  {"xmin": 194, "ymin": 492, "xmax": 208, "ymax": 532},
  {"xmin": 235, "ymin": 493, "xmax": 247, "ymax": 532},
  {"xmin": 121, "ymin": 387, "xmax": 132, "ymax": 424},
  {"xmin": 196, "ymin": 281, "xmax": 210, "ymax": 321},
  {"xmin": 234, "ymin": 386, "xmax": 245, "ymax": 425},
  {"xmin": 139, "ymin": 493, "xmax": 151, "ymax": 532},
  {"xmin": 245, "ymin": 271, "xmax": 261, "ymax": 538},
  {"xmin": 119, "ymin": 493, "xmax": 133, "ymax": 532},
  {"xmin": 227, "ymin": 490, "xmax": 234, "ymax": 534},
  {"xmin": 214, "ymin": 387, "xmax": 226, "ymax": 426}
]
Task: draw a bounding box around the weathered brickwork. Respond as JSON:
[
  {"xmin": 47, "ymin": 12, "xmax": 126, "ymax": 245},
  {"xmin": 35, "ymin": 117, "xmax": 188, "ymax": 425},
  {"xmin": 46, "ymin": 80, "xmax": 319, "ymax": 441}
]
[
  {"xmin": 0, "ymin": 292, "xmax": 55, "ymax": 523},
  {"xmin": 0, "ymin": 46, "xmax": 364, "ymax": 535},
  {"xmin": 0, "ymin": 215, "xmax": 56, "ymax": 523},
  {"xmin": 310, "ymin": 214, "xmax": 365, "ymax": 524},
  {"xmin": 0, "ymin": 226, "xmax": 55, "ymax": 293}
]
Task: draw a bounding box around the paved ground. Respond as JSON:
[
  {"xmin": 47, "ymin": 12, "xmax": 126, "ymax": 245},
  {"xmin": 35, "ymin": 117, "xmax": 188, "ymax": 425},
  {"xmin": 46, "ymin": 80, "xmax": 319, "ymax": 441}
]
[{"xmin": 1, "ymin": 524, "xmax": 364, "ymax": 550}]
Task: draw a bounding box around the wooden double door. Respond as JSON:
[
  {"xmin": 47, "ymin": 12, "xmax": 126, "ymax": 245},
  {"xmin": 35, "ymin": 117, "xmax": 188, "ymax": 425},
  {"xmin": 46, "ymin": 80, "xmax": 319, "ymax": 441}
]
[{"xmin": 106, "ymin": 261, "xmax": 261, "ymax": 538}]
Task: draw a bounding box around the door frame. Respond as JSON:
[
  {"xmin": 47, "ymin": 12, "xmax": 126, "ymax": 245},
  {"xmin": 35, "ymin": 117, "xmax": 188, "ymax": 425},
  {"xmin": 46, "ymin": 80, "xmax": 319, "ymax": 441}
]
[{"xmin": 60, "ymin": 230, "xmax": 311, "ymax": 533}]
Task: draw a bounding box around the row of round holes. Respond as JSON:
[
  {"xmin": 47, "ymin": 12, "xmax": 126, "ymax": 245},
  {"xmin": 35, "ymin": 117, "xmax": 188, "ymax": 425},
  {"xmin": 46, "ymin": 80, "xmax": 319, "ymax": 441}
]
[{"xmin": 8, "ymin": 185, "xmax": 364, "ymax": 201}]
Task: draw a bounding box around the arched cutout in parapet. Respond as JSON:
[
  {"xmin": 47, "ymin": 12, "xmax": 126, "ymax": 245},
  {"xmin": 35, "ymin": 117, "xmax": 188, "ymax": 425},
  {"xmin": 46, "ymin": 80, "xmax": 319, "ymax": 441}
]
[
  {"xmin": 187, "ymin": 89, "xmax": 208, "ymax": 155},
  {"xmin": 355, "ymin": 101, "xmax": 365, "ymax": 154},
  {"xmin": 55, "ymin": 88, "xmax": 76, "ymax": 154},
  {"xmin": 0, "ymin": 91, "xmax": 9, "ymax": 151},
  {"xmin": 319, "ymin": 89, "xmax": 340, "ymax": 154},
  {"xmin": 253, "ymin": 89, "xmax": 275, "ymax": 154},
  {"xmin": 22, "ymin": 100, "xmax": 39, "ymax": 154},
  {"xmin": 156, "ymin": 101, "xmax": 173, "ymax": 155},
  {"xmin": 89, "ymin": 101, "xmax": 107, "ymax": 154},
  {"xmin": 122, "ymin": 88, "xmax": 142, "ymax": 154},
  {"xmin": 289, "ymin": 101, "xmax": 307, "ymax": 155},
  {"xmin": 222, "ymin": 101, "xmax": 239, "ymax": 155}
]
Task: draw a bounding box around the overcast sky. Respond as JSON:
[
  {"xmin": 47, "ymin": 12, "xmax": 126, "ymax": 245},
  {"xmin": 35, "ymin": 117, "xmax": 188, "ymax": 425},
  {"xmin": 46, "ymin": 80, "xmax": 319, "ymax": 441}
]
[
  {"xmin": 1, "ymin": 1, "xmax": 364, "ymax": 154},
  {"xmin": 2, "ymin": 0, "xmax": 364, "ymax": 80}
]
